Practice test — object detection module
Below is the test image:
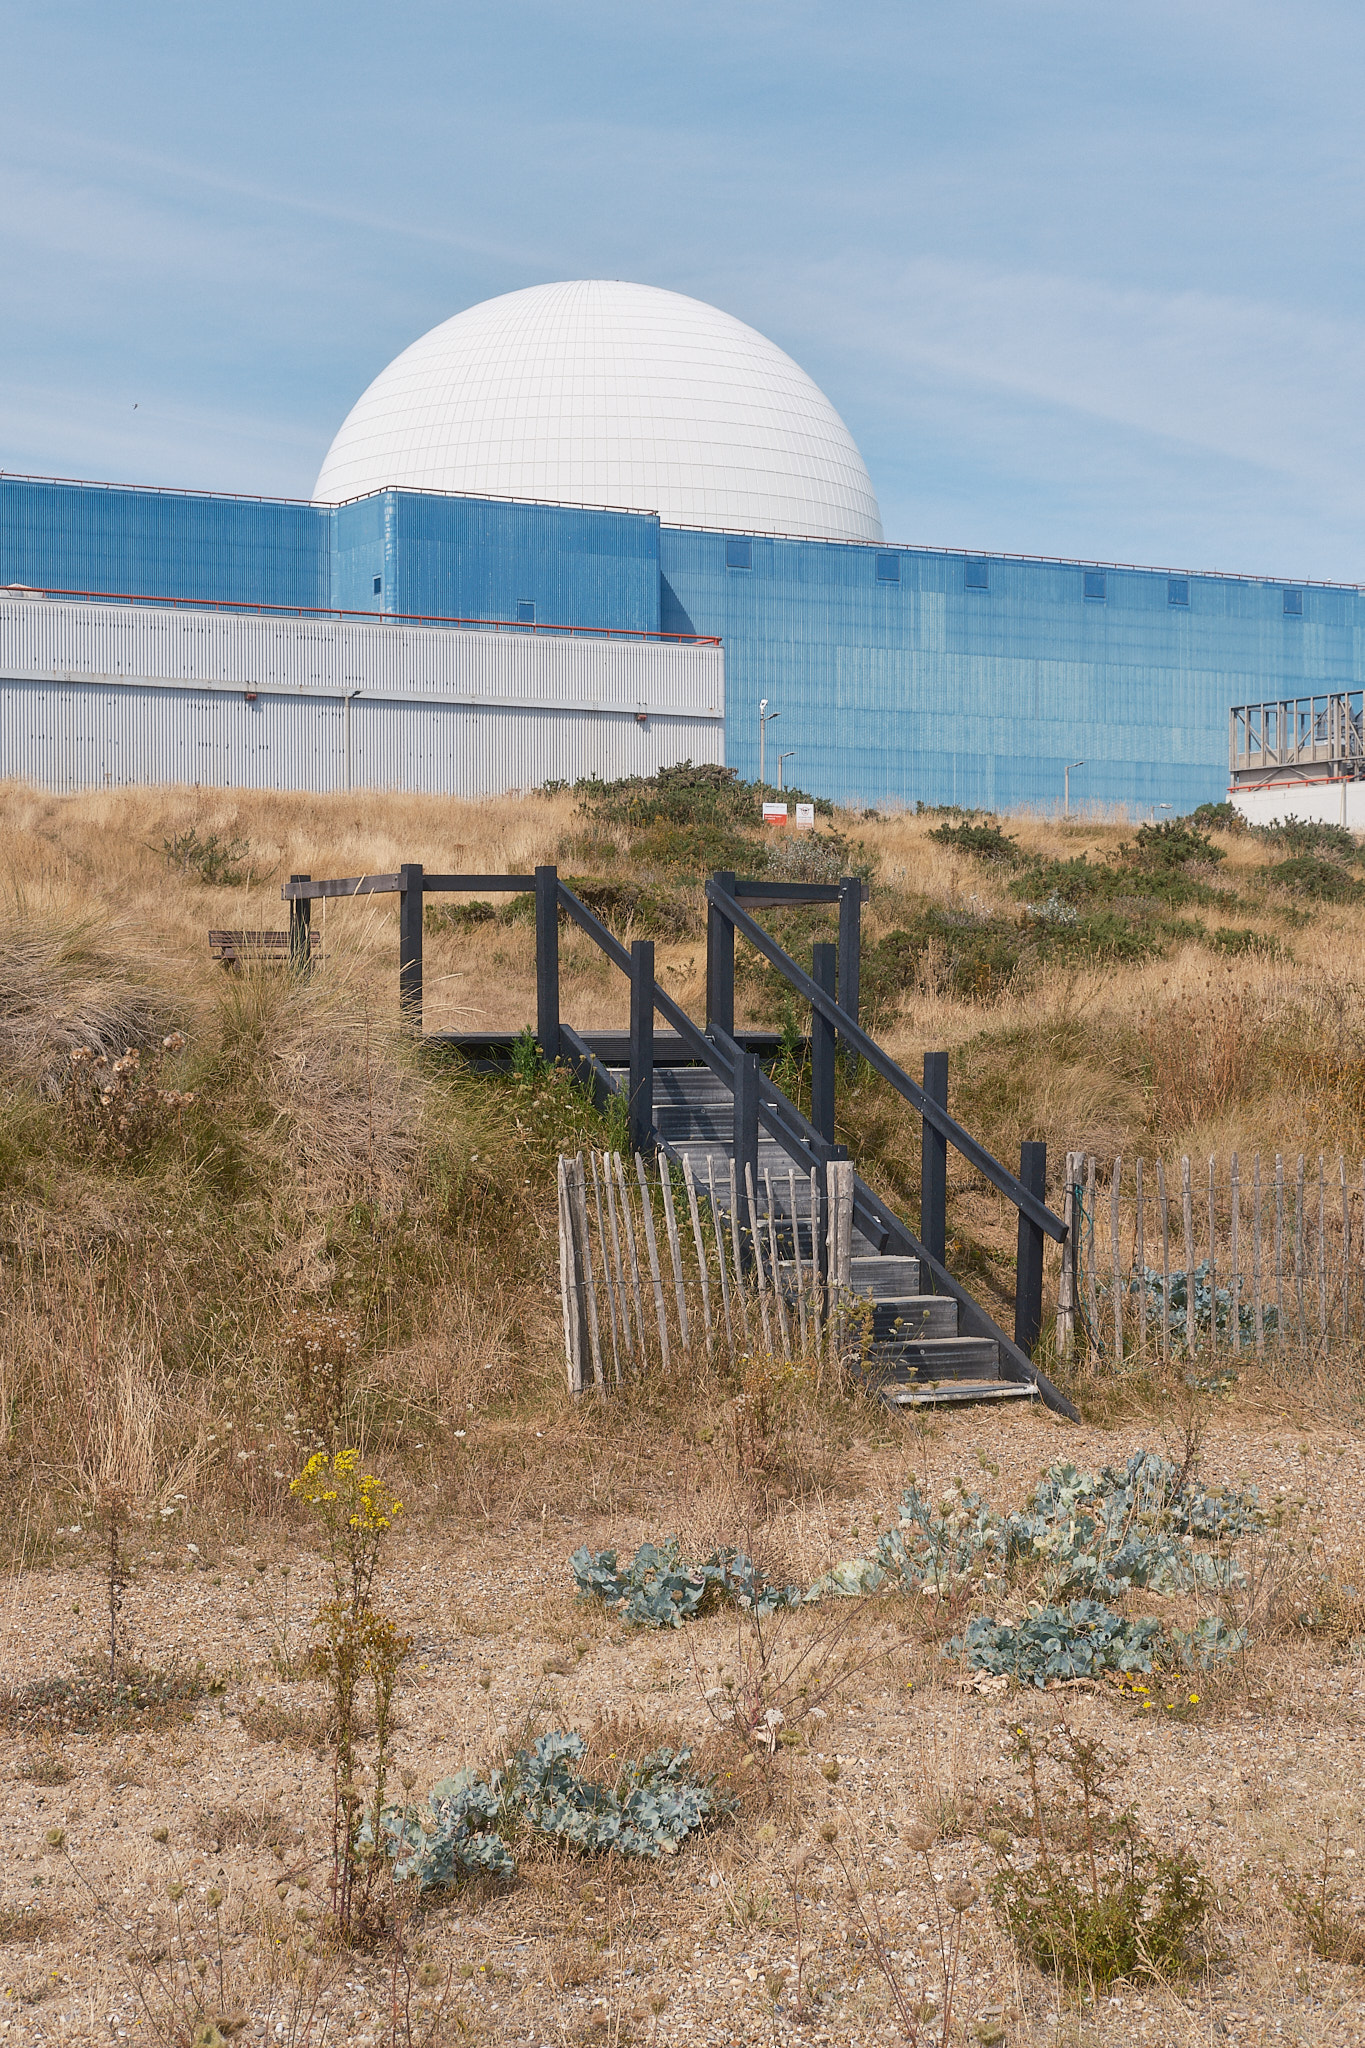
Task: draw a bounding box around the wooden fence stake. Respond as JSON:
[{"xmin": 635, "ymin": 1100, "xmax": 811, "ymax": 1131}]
[
  {"xmin": 788, "ymin": 1167, "xmax": 809, "ymax": 1350},
  {"xmin": 764, "ymin": 1169, "xmax": 793, "ymax": 1360},
  {"xmin": 1229, "ymin": 1152, "xmax": 1241, "ymax": 1353},
  {"xmin": 658, "ymin": 1157, "xmax": 690, "ymax": 1354},
  {"xmin": 1318, "ymin": 1154, "xmax": 1328, "ymax": 1342},
  {"xmin": 1181, "ymin": 1156, "xmax": 1195, "ymax": 1355},
  {"xmin": 681, "ymin": 1156, "xmax": 714, "ymax": 1350},
  {"xmin": 728, "ymin": 1159, "xmax": 752, "ymax": 1346},
  {"xmin": 705, "ymin": 1154, "xmax": 735, "ymax": 1356},
  {"xmin": 1207, "ymin": 1155, "xmax": 1218, "ymax": 1355},
  {"xmin": 572, "ymin": 1153, "xmax": 605, "ymax": 1390},
  {"xmin": 614, "ymin": 1152, "xmax": 650, "ymax": 1367},
  {"xmin": 589, "ymin": 1152, "xmax": 622, "ymax": 1386},
  {"xmin": 635, "ymin": 1152, "xmax": 671, "ymax": 1372},
  {"xmin": 1301, "ymin": 1163, "xmax": 1309, "ymax": 1351},
  {"xmin": 1341, "ymin": 1156, "xmax": 1350, "ymax": 1342},
  {"xmin": 603, "ymin": 1152, "xmax": 634, "ymax": 1373},
  {"xmin": 1083, "ymin": 1154, "xmax": 1099, "ymax": 1351},
  {"xmin": 1254, "ymin": 1154, "xmax": 1264, "ymax": 1354},
  {"xmin": 1110, "ymin": 1157, "xmax": 1123, "ymax": 1360},
  {"xmin": 1274, "ymin": 1155, "xmax": 1286, "ymax": 1352},
  {"xmin": 746, "ymin": 1162, "xmax": 775, "ymax": 1355},
  {"xmin": 1157, "ymin": 1157, "xmax": 1171, "ymax": 1370},
  {"xmin": 1056, "ymin": 1151, "xmax": 1078, "ymax": 1359},
  {"xmin": 1135, "ymin": 1156, "xmax": 1147, "ymax": 1364},
  {"xmin": 558, "ymin": 1156, "xmax": 585, "ymax": 1393}
]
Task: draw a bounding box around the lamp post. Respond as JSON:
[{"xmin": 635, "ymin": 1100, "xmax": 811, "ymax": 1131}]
[
  {"xmin": 759, "ymin": 699, "xmax": 780, "ymax": 791},
  {"xmin": 777, "ymin": 750, "xmax": 795, "ymax": 793},
  {"xmin": 1064, "ymin": 760, "xmax": 1085, "ymax": 819}
]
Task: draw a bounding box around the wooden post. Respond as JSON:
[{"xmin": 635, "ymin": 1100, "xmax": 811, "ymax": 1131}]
[
  {"xmin": 613, "ymin": 1153, "xmax": 650, "ymax": 1366},
  {"xmin": 571, "ymin": 1153, "xmax": 604, "ymax": 1390},
  {"xmin": 288, "ymin": 876, "xmax": 312, "ymax": 972},
  {"xmin": 1014, "ymin": 1140, "xmax": 1047, "ymax": 1358},
  {"xmin": 921, "ymin": 1049, "xmax": 949, "ymax": 1268},
  {"xmin": 707, "ymin": 870, "xmax": 736, "ymax": 1039},
  {"xmin": 535, "ymin": 864, "xmax": 560, "ymax": 1064},
  {"xmin": 558, "ymin": 1157, "xmax": 586, "ymax": 1393},
  {"xmin": 745, "ymin": 1162, "xmax": 775, "ymax": 1354},
  {"xmin": 1275, "ymin": 1154, "xmax": 1286, "ymax": 1352},
  {"xmin": 1295, "ymin": 1154, "xmax": 1308, "ymax": 1346},
  {"xmin": 764, "ymin": 1169, "xmax": 793, "ymax": 1360},
  {"xmin": 1086, "ymin": 1154, "xmax": 1101, "ymax": 1347},
  {"xmin": 1207, "ymin": 1155, "xmax": 1218, "ymax": 1356},
  {"xmin": 733, "ymin": 1051, "xmax": 760, "ymax": 1265},
  {"xmin": 681, "ymin": 1156, "xmax": 713, "ymax": 1350},
  {"xmin": 811, "ymin": 940, "xmax": 837, "ymax": 1146},
  {"xmin": 628, "ymin": 940, "xmax": 655, "ymax": 1156},
  {"xmin": 838, "ymin": 877, "xmax": 862, "ymax": 1072},
  {"xmin": 826, "ymin": 1158, "xmax": 855, "ymax": 1361},
  {"xmin": 602, "ymin": 1155, "xmax": 634, "ymax": 1373},
  {"xmin": 589, "ymin": 1153, "xmax": 621, "ymax": 1386},
  {"xmin": 398, "ymin": 862, "xmax": 423, "ymax": 1031}
]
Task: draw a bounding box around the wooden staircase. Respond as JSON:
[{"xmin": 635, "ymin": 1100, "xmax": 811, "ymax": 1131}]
[{"xmin": 615, "ymin": 1063, "xmax": 1037, "ymax": 1408}]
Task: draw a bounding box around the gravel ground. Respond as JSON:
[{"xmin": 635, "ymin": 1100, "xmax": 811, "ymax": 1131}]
[{"xmin": 4, "ymin": 1402, "xmax": 1365, "ymax": 2047}]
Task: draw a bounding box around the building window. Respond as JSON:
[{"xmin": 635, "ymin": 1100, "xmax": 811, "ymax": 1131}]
[
  {"xmin": 876, "ymin": 552, "xmax": 900, "ymax": 583},
  {"xmin": 1283, "ymin": 587, "xmax": 1303, "ymax": 616},
  {"xmin": 965, "ymin": 559, "xmax": 989, "ymax": 590},
  {"xmin": 1168, "ymin": 577, "xmax": 1189, "ymax": 607},
  {"xmin": 1084, "ymin": 569, "xmax": 1106, "ymax": 602},
  {"xmin": 372, "ymin": 575, "xmax": 382, "ymax": 596},
  {"xmin": 726, "ymin": 537, "xmax": 752, "ymax": 570},
  {"xmin": 517, "ymin": 600, "xmax": 536, "ymax": 624}
]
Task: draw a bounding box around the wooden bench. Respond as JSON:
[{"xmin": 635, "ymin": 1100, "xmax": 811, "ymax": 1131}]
[{"xmin": 208, "ymin": 929, "xmax": 317, "ymax": 970}]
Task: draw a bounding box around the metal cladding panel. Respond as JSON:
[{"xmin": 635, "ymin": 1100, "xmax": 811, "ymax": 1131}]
[
  {"xmin": 0, "ymin": 478, "xmax": 329, "ymax": 609},
  {"xmin": 658, "ymin": 528, "xmax": 1365, "ymax": 812},
  {"xmin": 0, "ymin": 597, "xmax": 722, "ymax": 795}
]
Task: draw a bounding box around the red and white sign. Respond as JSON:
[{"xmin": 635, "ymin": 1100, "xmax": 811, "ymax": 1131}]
[{"xmin": 762, "ymin": 801, "xmax": 790, "ymax": 826}]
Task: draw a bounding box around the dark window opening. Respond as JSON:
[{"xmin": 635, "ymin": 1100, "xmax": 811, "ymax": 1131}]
[
  {"xmin": 725, "ymin": 537, "xmax": 752, "ymax": 570},
  {"xmin": 517, "ymin": 600, "xmax": 536, "ymax": 624},
  {"xmin": 1168, "ymin": 577, "xmax": 1189, "ymax": 607},
  {"xmin": 965, "ymin": 559, "xmax": 989, "ymax": 590},
  {"xmin": 1084, "ymin": 569, "xmax": 1106, "ymax": 601},
  {"xmin": 1284, "ymin": 588, "xmax": 1303, "ymax": 616},
  {"xmin": 876, "ymin": 552, "xmax": 900, "ymax": 583},
  {"xmin": 372, "ymin": 575, "xmax": 382, "ymax": 596}
]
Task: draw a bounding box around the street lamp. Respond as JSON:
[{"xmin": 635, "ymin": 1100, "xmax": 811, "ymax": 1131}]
[
  {"xmin": 777, "ymin": 750, "xmax": 796, "ymax": 793},
  {"xmin": 1064, "ymin": 760, "xmax": 1085, "ymax": 819},
  {"xmin": 758, "ymin": 699, "xmax": 780, "ymax": 790}
]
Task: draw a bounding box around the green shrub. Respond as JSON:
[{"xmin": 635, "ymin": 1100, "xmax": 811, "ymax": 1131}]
[
  {"xmin": 1265, "ymin": 854, "xmax": 1362, "ymax": 902},
  {"xmin": 927, "ymin": 818, "xmax": 1022, "ymax": 867},
  {"xmin": 1254, "ymin": 815, "xmax": 1361, "ymax": 861},
  {"xmin": 1206, "ymin": 925, "xmax": 1282, "ymax": 958},
  {"xmin": 563, "ymin": 876, "xmax": 701, "ymax": 939},
  {"xmin": 160, "ymin": 829, "xmax": 252, "ymax": 887},
  {"xmin": 1188, "ymin": 800, "xmax": 1244, "ymax": 832},
  {"xmin": 1121, "ymin": 819, "xmax": 1224, "ymax": 873},
  {"xmin": 424, "ymin": 900, "xmax": 496, "ymax": 935},
  {"xmin": 989, "ymin": 1723, "xmax": 1211, "ymax": 1988},
  {"xmin": 576, "ymin": 760, "xmax": 832, "ymax": 830}
]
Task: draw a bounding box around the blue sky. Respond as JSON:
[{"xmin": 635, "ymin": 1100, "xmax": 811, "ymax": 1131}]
[{"xmin": 2, "ymin": 0, "xmax": 1361, "ymax": 580}]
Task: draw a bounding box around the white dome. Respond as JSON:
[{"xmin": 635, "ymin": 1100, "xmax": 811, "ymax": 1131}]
[{"xmin": 313, "ymin": 280, "xmax": 883, "ymax": 542}]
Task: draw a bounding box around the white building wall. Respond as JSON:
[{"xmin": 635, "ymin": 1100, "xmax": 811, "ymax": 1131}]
[
  {"xmin": 0, "ymin": 596, "xmax": 724, "ymax": 794},
  {"xmin": 1232, "ymin": 779, "xmax": 1365, "ymax": 831}
]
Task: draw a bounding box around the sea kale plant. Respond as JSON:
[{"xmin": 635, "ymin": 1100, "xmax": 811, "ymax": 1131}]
[
  {"xmin": 371, "ymin": 1731, "xmax": 722, "ymax": 1890},
  {"xmin": 570, "ymin": 1537, "xmax": 803, "ymax": 1627},
  {"xmin": 573, "ymin": 1450, "xmax": 1263, "ymax": 1686}
]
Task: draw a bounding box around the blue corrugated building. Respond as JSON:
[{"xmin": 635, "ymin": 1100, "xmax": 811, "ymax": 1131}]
[{"xmin": 1, "ymin": 467, "xmax": 1354, "ymax": 812}]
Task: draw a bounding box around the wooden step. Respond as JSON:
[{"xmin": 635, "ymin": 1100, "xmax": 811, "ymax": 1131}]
[
  {"xmin": 862, "ymin": 1336, "xmax": 1000, "ymax": 1382},
  {"xmin": 850, "ymin": 1254, "xmax": 921, "ymax": 1298},
  {"xmin": 881, "ymin": 1381, "xmax": 1038, "ymax": 1409},
  {"xmin": 861, "ymin": 1297, "xmax": 958, "ymax": 1342}
]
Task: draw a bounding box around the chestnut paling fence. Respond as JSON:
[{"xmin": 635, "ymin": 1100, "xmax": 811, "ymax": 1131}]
[
  {"xmin": 1058, "ymin": 1149, "xmax": 1365, "ymax": 1365},
  {"xmin": 557, "ymin": 1149, "xmax": 857, "ymax": 1394}
]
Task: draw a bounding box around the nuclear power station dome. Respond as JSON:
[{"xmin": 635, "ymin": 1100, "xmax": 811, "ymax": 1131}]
[{"xmin": 311, "ymin": 279, "xmax": 884, "ymax": 543}]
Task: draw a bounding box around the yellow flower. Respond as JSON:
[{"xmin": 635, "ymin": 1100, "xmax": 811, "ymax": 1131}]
[{"xmin": 1188, "ymin": 1694, "xmax": 1200, "ymax": 1705}]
